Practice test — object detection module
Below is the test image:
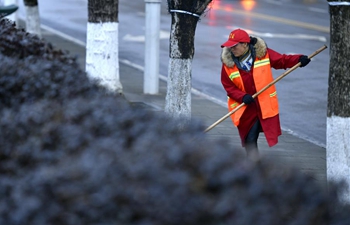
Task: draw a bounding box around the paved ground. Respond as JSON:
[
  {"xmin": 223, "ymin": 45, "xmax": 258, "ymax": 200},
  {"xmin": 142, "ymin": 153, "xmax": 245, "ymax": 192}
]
[{"xmin": 25, "ymin": 21, "xmax": 327, "ymax": 188}]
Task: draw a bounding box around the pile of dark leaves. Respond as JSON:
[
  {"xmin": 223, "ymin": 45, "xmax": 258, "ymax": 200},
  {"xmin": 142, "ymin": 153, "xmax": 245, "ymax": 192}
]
[
  {"xmin": 0, "ymin": 19, "xmax": 76, "ymax": 64},
  {"xmin": 0, "ymin": 54, "xmax": 110, "ymax": 109},
  {"xmin": 0, "ymin": 19, "xmax": 115, "ymax": 110}
]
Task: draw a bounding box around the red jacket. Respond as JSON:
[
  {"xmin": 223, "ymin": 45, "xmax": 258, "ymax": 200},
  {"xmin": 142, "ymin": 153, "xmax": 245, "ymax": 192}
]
[{"xmin": 220, "ymin": 37, "xmax": 301, "ymax": 147}]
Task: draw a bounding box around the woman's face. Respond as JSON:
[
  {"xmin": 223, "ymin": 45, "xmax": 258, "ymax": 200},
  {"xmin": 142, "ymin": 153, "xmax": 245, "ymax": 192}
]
[{"xmin": 230, "ymin": 42, "xmax": 248, "ymax": 57}]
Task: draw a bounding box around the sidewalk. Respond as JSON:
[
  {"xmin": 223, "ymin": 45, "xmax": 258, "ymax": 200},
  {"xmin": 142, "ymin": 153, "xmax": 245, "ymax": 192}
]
[{"xmin": 36, "ymin": 23, "xmax": 326, "ymax": 188}]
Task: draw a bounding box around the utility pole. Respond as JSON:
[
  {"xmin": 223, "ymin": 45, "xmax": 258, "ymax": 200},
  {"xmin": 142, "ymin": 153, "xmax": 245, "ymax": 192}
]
[
  {"xmin": 327, "ymin": 1, "xmax": 350, "ymax": 202},
  {"xmin": 144, "ymin": 0, "xmax": 161, "ymax": 94}
]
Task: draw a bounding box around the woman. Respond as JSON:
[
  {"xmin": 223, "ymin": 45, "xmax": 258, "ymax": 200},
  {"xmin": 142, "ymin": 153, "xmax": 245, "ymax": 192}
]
[{"xmin": 220, "ymin": 28, "xmax": 310, "ymax": 158}]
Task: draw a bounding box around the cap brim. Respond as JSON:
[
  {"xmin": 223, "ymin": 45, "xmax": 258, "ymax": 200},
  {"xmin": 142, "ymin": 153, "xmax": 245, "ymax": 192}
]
[{"xmin": 221, "ymin": 41, "xmax": 239, "ymax": 48}]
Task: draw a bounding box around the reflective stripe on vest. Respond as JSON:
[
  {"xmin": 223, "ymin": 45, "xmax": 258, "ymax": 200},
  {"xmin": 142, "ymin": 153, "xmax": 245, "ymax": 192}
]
[{"xmin": 224, "ymin": 52, "xmax": 279, "ymax": 126}]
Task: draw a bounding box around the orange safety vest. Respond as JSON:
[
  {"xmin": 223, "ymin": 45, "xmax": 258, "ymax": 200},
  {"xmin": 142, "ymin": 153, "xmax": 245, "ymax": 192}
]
[{"xmin": 225, "ymin": 52, "xmax": 279, "ymax": 126}]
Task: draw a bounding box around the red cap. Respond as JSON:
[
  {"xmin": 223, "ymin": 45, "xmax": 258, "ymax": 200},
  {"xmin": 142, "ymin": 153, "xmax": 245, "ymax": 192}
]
[{"xmin": 221, "ymin": 29, "xmax": 250, "ymax": 48}]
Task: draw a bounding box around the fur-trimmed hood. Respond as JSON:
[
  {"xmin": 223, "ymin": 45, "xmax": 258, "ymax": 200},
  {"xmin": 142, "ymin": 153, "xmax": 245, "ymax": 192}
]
[{"xmin": 220, "ymin": 36, "xmax": 267, "ymax": 68}]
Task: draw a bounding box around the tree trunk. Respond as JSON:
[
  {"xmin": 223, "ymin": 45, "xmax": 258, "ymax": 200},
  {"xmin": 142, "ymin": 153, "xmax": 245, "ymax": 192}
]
[
  {"xmin": 86, "ymin": 0, "xmax": 122, "ymax": 94},
  {"xmin": 3, "ymin": 0, "xmax": 18, "ymax": 24},
  {"xmin": 165, "ymin": 0, "xmax": 211, "ymax": 123},
  {"xmin": 327, "ymin": 1, "xmax": 350, "ymax": 202},
  {"xmin": 23, "ymin": 0, "xmax": 41, "ymax": 37}
]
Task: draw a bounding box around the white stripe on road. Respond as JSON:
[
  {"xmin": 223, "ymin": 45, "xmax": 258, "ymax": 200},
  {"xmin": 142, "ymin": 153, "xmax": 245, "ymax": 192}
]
[
  {"xmin": 123, "ymin": 30, "xmax": 169, "ymax": 42},
  {"xmin": 308, "ymin": 7, "xmax": 328, "ymax": 13},
  {"xmin": 266, "ymin": 0, "xmax": 327, "ymax": 14},
  {"xmin": 265, "ymin": 0, "xmax": 283, "ymax": 5},
  {"xmin": 41, "ymin": 24, "xmax": 86, "ymax": 47},
  {"xmin": 220, "ymin": 7, "xmax": 329, "ymax": 33}
]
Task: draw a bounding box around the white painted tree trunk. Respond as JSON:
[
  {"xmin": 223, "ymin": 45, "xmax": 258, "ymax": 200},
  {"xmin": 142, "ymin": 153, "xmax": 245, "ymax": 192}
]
[
  {"xmin": 165, "ymin": 0, "xmax": 212, "ymax": 123},
  {"xmin": 327, "ymin": 117, "xmax": 350, "ymax": 202},
  {"xmin": 25, "ymin": 5, "xmax": 41, "ymax": 38},
  {"xmin": 165, "ymin": 57, "xmax": 192, "ymax": 120},
  {"xmin": 3, "ymin": 0, "xmax": 18, "ymax": 24},
  {"xmin": 165, "ymin": 13, "xmax": 193, "ymax": 122},
  {"xmin": 327, "ymin": 1, "xmax": 350, "ymax": 203},
  {"xmin": 86, "ymin": 22, "xmax": 122, "ymax": 94}
]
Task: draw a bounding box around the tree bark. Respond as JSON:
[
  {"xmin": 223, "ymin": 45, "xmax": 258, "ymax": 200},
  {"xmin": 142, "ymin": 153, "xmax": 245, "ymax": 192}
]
[
  {"xmin": 327, "ymin": 0, "xmax": 350, "ymax": 202},
  {"xmin": 23, "ymin": 0, "xmax": 41, "ymax": 37},
  {"xmin": 86, "ymin": 0, "xmax": 122, "ymax": 94},
  {"xmin": 165, "ymin": 0, "xmax": 211, "ymax": 123}
]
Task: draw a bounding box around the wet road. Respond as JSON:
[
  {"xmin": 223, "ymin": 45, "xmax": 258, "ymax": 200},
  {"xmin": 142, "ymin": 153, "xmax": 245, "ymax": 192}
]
[{"xmin": 18, "ymin": 0, "xmax": 330, "ymax": 147}]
